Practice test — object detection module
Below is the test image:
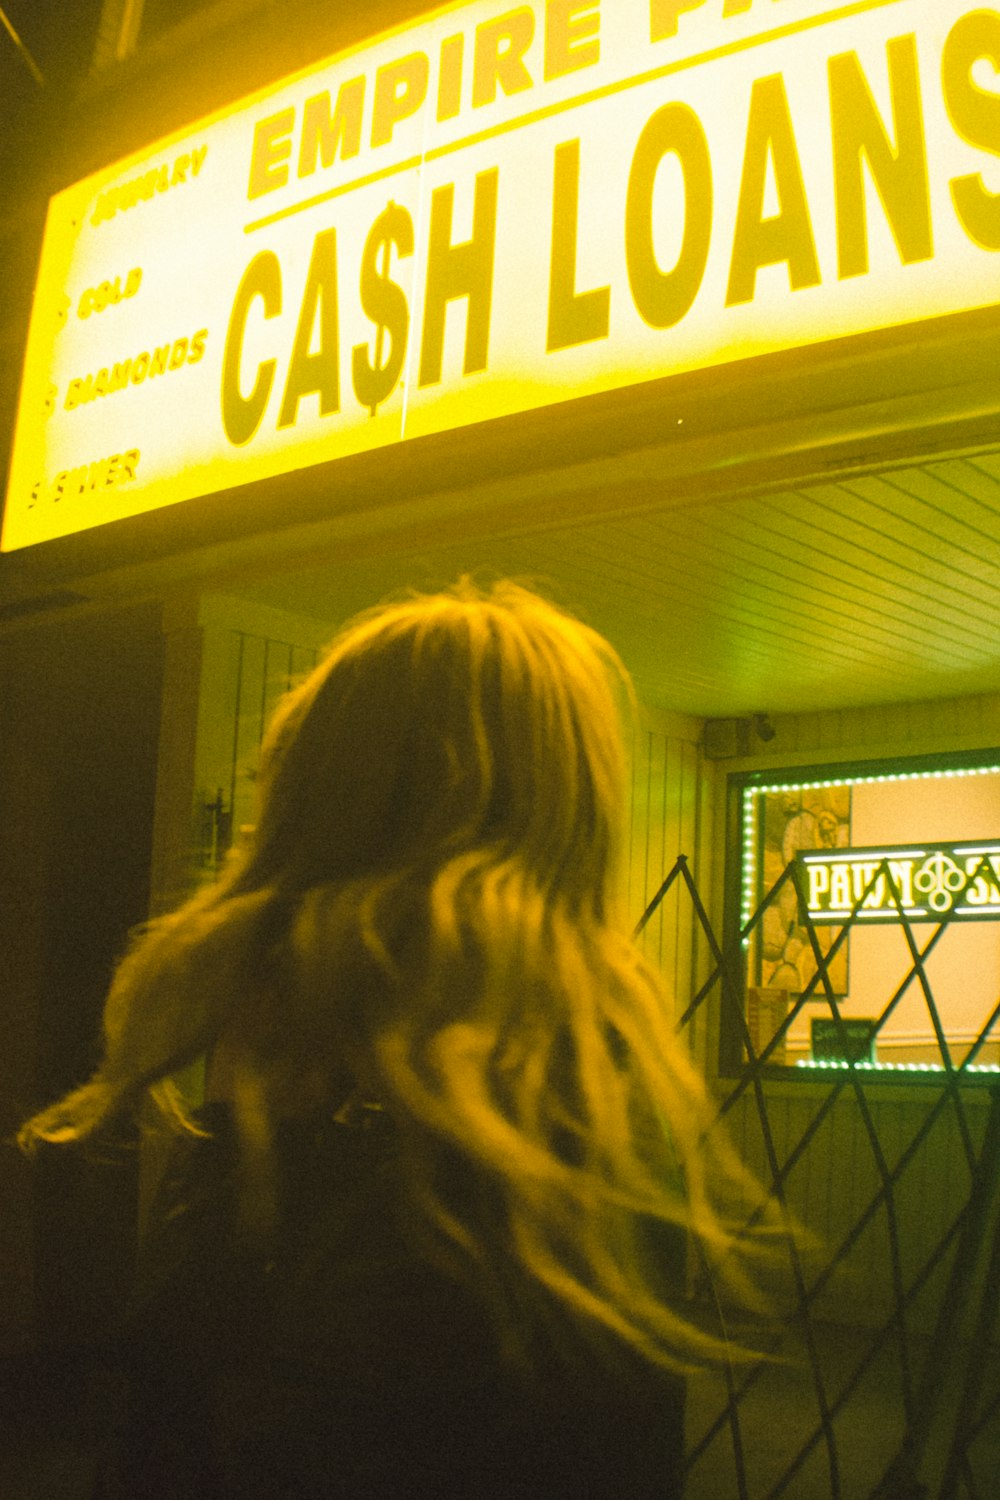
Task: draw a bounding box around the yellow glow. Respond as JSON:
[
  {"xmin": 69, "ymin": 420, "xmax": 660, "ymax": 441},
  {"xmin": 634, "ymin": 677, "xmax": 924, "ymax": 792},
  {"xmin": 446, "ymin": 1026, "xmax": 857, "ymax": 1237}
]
[{"xmin": 4, "ymin": 0, "xmax": 999, "ymax": 551}]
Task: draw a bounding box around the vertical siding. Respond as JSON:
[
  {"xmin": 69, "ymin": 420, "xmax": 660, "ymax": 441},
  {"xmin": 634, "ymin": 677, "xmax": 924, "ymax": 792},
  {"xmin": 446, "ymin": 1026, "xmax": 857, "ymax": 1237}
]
[
  {"xmin": 724, "ymin": 1085, "xmax": 991, "ymax": 1329},
  {"xmin": 627, "ymin": 712, "xmax": 715, "ymax": 1047},
  {"xmin": 230, "ymin": 632, "xmax": 267, "ymax": 841},
  {"xmin": 149, "ymin": 599, "xmax": 205, "ymax": 913},
  {"xmin": 144, "ymin": 594, "xmax": 334, "ymax": 916},
  {"xmin": 227, "ymin": 634, "xmax": 322, "ymax": 840},
  {"xmin": 187, "ymin": 596, "xmax": 327, "ymax": 875}
]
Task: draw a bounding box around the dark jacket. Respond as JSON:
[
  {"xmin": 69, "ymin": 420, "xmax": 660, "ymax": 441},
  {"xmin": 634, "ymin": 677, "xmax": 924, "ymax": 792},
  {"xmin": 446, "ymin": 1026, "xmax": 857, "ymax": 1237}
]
[{"xmin": 96, "ymin": 1103, "xmax": 686, "ymax": 1498}]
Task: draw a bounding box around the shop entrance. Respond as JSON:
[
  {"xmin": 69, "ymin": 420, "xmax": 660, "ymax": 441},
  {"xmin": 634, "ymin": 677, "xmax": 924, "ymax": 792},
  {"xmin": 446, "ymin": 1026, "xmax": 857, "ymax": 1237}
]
[{"xmin": 154, "ymin": 432, "xmax": 1000, "ymax": 1498}]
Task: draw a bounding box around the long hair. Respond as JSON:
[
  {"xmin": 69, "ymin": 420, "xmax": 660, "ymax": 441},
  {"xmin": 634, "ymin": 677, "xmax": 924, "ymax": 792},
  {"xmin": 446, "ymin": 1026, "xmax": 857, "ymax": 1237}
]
[{"xmin": 20, "ymin": 578, "xmax": 773, "ymax": 1368}]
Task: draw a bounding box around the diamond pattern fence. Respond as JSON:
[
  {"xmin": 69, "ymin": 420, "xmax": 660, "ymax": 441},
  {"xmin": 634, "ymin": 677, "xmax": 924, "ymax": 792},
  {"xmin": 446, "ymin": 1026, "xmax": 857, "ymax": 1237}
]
[{"xmin": 635, "ymin": 855, "xmax": 1000, "ymax": 1500}]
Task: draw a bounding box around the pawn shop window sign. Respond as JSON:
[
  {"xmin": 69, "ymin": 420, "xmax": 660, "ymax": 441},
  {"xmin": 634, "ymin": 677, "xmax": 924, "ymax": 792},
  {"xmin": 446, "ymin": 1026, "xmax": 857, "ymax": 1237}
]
[
  {"xmin": 4, "ymin": 0, "xmax": 1000, "ymax": 551},
  {"xmin": 799, "ymin": 840, "xmax": 1000, "ymax": 922}
]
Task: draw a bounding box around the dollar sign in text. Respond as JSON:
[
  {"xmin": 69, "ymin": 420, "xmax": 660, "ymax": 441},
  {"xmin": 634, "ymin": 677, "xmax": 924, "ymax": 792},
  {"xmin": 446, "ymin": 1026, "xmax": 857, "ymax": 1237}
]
[{"xmin": 352, "ymin": 200, "xmax": 414, "ymax": 418}]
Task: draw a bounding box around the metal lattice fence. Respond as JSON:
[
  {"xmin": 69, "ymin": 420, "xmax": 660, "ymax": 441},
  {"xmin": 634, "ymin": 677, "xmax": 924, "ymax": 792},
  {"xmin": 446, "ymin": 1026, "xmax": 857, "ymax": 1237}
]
[{"xmin": 636, "ymin": 855, "xmax": 1000, "ymax": 1500}]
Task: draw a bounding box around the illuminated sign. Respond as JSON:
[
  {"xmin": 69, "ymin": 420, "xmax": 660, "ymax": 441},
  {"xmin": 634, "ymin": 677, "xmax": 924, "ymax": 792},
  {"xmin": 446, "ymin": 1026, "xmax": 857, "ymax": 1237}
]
[
  {"xmin": 798, "ymin": 839, "xmax": 1000, "ymax": 921},
  {"xmin": 4, "ymin": 0, "xmax": 1000, "ymax": 550}
]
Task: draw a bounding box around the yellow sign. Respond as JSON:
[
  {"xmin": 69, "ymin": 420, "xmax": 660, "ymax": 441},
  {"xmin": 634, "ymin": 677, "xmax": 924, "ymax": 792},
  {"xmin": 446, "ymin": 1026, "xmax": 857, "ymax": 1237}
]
[{"xmin": 4, "ymin": 0, "xmax": 1000, "ymax": 550}]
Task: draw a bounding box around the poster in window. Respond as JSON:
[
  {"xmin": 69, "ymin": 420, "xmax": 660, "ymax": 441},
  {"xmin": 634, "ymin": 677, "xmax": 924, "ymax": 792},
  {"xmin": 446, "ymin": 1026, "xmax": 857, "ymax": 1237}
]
[{"xmin": 757, "ymin": 786, "xmax": 851, "ymax": 996}]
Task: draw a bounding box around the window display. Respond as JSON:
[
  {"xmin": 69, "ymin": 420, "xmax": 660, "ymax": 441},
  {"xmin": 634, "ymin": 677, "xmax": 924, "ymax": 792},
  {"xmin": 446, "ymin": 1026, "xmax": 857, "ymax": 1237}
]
[{"xmin": 734, "ymin": 754, "xmax": 1000, "ymax": 1075}]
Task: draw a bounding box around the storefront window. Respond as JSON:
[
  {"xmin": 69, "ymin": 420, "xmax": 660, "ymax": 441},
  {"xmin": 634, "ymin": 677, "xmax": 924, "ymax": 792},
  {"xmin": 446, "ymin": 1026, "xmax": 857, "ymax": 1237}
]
[{"xmin": 730, "ymin": 752, "xmax": 1000, "ymax": 1078}]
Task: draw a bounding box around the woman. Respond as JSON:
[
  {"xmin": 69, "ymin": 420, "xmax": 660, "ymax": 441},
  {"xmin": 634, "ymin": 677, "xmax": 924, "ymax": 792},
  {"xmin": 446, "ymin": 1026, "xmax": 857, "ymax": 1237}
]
[{"xmin": 21, "ymin": 579, "xmax": 768, "ymax": 1497}]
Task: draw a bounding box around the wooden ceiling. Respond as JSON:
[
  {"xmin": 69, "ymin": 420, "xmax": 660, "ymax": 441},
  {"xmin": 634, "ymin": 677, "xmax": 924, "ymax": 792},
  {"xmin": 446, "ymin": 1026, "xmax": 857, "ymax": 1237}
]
[{"xmin": 234, "ymin": 449, "xmax": 1000, "ymax": 719}]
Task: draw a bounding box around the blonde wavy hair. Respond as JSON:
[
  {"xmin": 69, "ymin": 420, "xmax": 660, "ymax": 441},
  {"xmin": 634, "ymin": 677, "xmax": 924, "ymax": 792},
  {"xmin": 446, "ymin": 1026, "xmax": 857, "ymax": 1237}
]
[{"xmin": 21, "ymin": 578, "xmax": 771, "ymax": 1369}]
